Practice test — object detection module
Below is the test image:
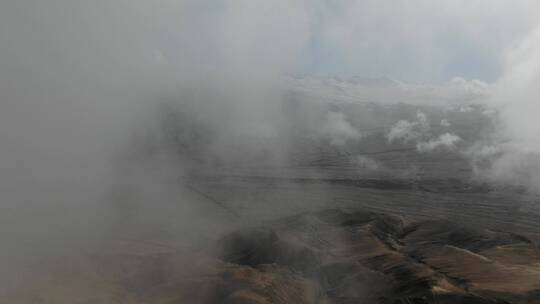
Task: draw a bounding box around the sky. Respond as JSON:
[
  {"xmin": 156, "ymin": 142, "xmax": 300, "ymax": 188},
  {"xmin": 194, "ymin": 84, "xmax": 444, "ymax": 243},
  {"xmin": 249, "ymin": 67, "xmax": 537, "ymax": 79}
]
[
  {"xmin": 301, "ymin": 0, "xmax": 540, "ymax": 82},
  {"xmin": 156, "ymin": 0, "xmax": 540, "ymax": 83}
]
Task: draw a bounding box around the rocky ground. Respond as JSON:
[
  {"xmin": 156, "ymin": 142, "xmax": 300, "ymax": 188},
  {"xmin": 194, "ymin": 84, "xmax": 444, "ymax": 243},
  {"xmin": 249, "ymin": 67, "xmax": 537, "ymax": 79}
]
[{"xmin": 3, "ymin": 208, "xmax": 539, "ymax": 304}]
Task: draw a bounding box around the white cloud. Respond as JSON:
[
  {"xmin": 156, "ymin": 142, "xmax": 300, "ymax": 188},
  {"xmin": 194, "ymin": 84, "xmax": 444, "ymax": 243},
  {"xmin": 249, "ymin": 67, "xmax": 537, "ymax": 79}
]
[
  {"xmin": 387, "ymin": 111, "xmax": 430, "ymax": 143},
  {"xmin": 468, "ymin": 145, "xmax": 502, "ymax": 159},
  {"xmin": 387, "ymin": 120, "xmax": 418, "ymax": 143},
  {"xmin": 459, "ymin": 106, "xmax": 474, "ymax": 113},
  {"xmin": 417, "ymin": 133, "xmax": 462, "ymax": 153},
  {"xmin": 463, "ymin": 143, "xmax": 502, "ymax": 176},
  {"xmin": 481, "ymin": 108, "xmax": 498, "ymax": 117},
  {"xmin": 440, "ymin": 119, "xmax": 451, "ymax": 127},
  {"xmin": 485, "ymin": 26, "xmax": 540, "ymax": 190},
  {"xmin": 489, "ymin": 148, "xmax": 540, "ymax": 188},
  {"xmin": 353, "ymin": 155, "xmax": 381, "ymax": 170},
  {"xmin": 320, "ymin": 111, "xmax": 361, "ymax": 146}
]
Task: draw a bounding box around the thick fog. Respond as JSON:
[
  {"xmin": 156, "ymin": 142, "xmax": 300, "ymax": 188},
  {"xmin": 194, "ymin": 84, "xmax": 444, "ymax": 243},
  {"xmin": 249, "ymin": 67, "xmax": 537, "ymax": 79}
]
[
  {"xmin": 0, "ymin": 0, "xmax": 313, "ymax": 283},
  {"xmin": 2, "ymin": 0, "xmax": 540, "ymax": 288}
]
